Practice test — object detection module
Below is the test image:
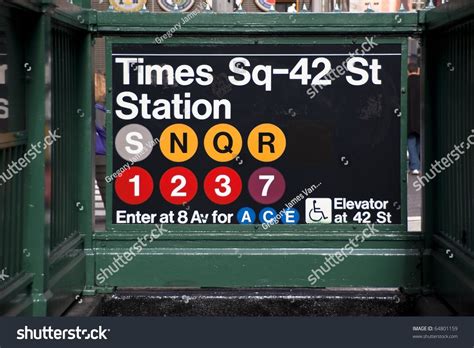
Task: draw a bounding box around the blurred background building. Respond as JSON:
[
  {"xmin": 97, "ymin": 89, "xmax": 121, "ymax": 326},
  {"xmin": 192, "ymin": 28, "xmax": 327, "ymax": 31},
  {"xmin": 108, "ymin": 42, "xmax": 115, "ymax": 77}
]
[
  {"xmin": 92, "ymin": 0, "xmax": 443, "ymax": 77},
  {"xmin": 92, "ymin": 0, "xmax": 446, "ymax": 13}
]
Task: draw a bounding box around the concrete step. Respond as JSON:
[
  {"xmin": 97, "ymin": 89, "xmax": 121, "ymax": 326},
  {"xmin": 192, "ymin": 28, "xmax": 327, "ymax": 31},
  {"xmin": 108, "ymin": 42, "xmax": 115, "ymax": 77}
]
[{"xmin": 65, "ymin": 288, "xmax": 439, "ymax": 316}]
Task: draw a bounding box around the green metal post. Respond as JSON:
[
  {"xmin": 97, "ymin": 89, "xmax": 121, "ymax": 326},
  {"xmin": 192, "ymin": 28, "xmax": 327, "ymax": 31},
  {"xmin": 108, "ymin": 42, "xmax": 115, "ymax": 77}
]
[
  {"xmin": 77, "ymin": 32, "xmax": 95, "ymax": 294},
  {"xmin": 421, "ymin": 32, "xmax": 433, "ymax": 291},
  {"xmin": 400, "ymin": 38, "xmax": 409, "ymax": 232},
  {"xmin": 23, "ymin": 13, "xmax": 50, "ymax": 316}
]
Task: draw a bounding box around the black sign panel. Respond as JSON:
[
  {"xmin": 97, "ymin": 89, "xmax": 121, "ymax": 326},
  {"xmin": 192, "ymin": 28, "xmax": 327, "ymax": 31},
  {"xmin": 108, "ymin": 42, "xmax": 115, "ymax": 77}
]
[{"xmin": 110, "ymin": 43, "xmax": 401, "ymax": 226}]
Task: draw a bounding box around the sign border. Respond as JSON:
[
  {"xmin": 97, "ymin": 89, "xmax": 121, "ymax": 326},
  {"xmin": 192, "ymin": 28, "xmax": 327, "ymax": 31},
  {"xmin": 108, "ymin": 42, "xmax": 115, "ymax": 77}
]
[{"xmin": 105, "ymin": 35, "xmax": 408, "ymax": 237}]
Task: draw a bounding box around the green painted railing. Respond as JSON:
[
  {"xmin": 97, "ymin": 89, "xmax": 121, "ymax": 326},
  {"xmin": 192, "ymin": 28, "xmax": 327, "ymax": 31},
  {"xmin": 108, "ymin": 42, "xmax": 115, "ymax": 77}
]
[
  {"xmin": 424, "ymin": 1, "xmax": 474, "ymax": 314},
  {"xmin": 51, "ymin": 24, "xmax": 81, "ymax": 251},
  {"xmin": 0, "ymin": 2, "xmax": 90, "ymax": 315},
  {"xmin": 0, "ymin": 5, "xmax": 29, "ymax": 312},
  {"xmin": 0, "ymin": 136, "xmax": 26, "ymax": 282},
  {"xmin": 431, "ymin": 18, "xmax": 474, "ymax": 254}
]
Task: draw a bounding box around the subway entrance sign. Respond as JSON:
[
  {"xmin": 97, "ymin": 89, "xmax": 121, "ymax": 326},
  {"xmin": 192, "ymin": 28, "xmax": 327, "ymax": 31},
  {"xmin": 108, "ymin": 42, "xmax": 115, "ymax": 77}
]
[{"xmin": 109, "ymin": 42, "xmax": 403, "ymax": 227}]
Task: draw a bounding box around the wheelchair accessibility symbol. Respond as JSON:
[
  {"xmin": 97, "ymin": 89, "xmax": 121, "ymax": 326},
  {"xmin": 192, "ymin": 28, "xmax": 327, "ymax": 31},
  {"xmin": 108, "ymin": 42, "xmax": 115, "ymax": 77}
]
[{"xmin": 305, "ymin": 198, "xmax": 332, "ymax": 223}]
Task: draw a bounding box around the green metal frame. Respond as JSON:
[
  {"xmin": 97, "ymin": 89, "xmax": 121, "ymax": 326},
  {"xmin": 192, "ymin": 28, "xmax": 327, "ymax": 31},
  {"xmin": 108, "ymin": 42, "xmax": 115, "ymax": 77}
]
[
  {"xmin": 105, "ymin": 35, "xmax": 409, "ymax": 235},
  {"xmin": 93, "ymin": 12, "xmax": 421, "ymax": 34},
  {"xmin": 5, "ymin": 0, "xmax": 474, "ymax": 311}
]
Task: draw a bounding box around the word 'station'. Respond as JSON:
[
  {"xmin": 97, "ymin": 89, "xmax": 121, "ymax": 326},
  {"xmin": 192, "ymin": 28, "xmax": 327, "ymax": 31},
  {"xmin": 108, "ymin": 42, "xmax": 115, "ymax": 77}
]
[{"xmin": 111, "ymin": 44, "xmax": 402, "ymax": 225}]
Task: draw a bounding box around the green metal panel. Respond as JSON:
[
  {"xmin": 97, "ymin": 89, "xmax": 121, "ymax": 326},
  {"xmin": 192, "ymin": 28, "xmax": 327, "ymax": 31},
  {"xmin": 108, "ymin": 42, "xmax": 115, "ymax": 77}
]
[
  {"xmin": 92, "ymin": 12, "xmax": 421, "ymax": 34},
  {"xmin": 93, "ymin": 236, "xmax": 422, "ymax": 289},
  {"xmin": 95, "ymin": 247, "xmax": 422, "ymax": 289}
]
